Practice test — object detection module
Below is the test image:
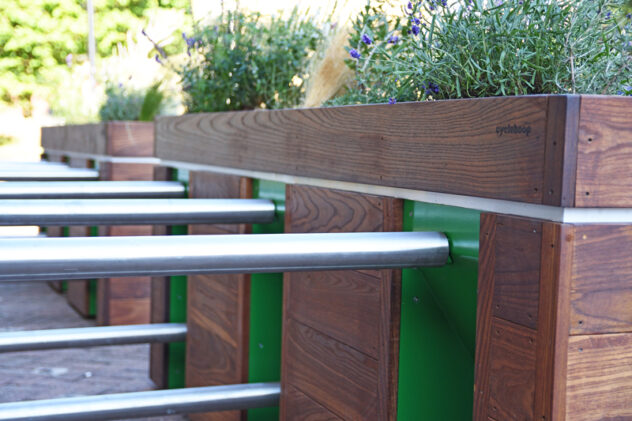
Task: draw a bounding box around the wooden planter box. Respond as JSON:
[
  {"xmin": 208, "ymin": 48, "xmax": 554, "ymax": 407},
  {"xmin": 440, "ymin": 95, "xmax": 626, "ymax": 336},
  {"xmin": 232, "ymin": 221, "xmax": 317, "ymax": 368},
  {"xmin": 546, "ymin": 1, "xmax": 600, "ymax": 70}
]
[
  {"xmin": 42, "ymin": 121, "xmax": 155, "ymax": 325},
  {"xmin": 153, "ymin": 94, "xmax": 632, "ymax": 421}
]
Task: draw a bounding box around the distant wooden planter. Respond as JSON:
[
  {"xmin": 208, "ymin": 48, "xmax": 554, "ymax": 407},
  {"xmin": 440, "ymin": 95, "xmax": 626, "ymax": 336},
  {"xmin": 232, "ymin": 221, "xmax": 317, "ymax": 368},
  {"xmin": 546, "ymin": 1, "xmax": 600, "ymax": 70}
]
[
  {"xmin": 42, "ymin": 121, "xmax": 155, "ymax": 326},
  {"xmin": 153, "ymin": 95, "xmax": 632, "ymax": 421}
]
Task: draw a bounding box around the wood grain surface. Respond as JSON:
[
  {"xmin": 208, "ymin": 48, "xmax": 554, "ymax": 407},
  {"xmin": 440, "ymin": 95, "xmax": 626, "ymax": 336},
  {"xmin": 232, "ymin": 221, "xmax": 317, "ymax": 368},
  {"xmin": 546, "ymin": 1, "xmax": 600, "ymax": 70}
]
[
  {"xmin": 488, "ymin": 317, "xmax": 537, "ymax": 421},
  {"xmin": 186, "ymin": 171, "xmax": 251, "ymax": 421},
  {"xmin": 156, "ymin": 96, "xmax": 552, "ymax": 204},
  {"xmin": 576, "ymin": 96, "xmax": 632, "ymax": 207},
  {"xmin": 566, "ymin": 333, "xmax": 632, "ymax": 420},
  {"xmin": 106, "ymin": 121, "xmax": 154, "ymax": 157},
  {"xmin": 281, "ymin": 185, "xmax": 402, "ymax": 420},
  {"xmin": 41, "ymin": 123, "xmax": 107, "ymax": 155},
  {"xmin": 282, "ymin": 385, "xmax": 342, "ymax": 421},
  {"xmin": 570, "ymin": 225, "xmax": 632, "ymax": 335}
]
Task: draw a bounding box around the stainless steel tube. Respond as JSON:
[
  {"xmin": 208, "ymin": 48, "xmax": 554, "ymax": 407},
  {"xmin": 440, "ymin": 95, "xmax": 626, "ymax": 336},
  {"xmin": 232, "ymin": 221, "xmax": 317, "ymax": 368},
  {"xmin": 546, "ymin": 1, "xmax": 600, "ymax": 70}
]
[
  {"xmin": 0, "ymin": 168, "xmax": 99, "ymax": 181},
  {"xmin": 0, "ymin": 161, "xmax": 69, "ymax": 169},
  {"xmin": 0, "ymin": 232, "xmax": 449, "ymax": 281},
  {"xmin": 0, "ymin": 199, "xmax": 276, "ymax": 226},
  {"xmin": 0, "ymin": 181, "xmax": 185, "ymax": 199},
  {"xmin": 0, "ymin": 323, "xmax": 187, "ymax": 353},
  {"xmin": 0, "ymin": 382, "xmax": 280, "ymax": 421}
]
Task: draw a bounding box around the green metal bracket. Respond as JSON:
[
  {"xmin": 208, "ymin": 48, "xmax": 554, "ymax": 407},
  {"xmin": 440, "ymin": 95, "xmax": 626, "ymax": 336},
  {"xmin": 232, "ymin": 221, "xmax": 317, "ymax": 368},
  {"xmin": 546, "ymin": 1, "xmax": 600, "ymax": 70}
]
[
  {"xmin": 248, "ymin": 179, "xmax": 285, "ymax": 421},
  {"xmin": 398, "ymin": 201, "xmax": 480, "ymax": 420},
  {"xmin": 166, "ymin": 169, "xmax": 189, "ymax": 389}
]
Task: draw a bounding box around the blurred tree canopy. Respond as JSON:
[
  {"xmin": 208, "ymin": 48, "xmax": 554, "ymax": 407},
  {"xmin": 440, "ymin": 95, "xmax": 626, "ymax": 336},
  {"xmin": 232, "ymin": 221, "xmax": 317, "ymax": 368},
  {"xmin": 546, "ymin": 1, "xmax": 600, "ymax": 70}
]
[{"xmin": 0, "ymin": 0, "xmax": 189, "ymax": 113}]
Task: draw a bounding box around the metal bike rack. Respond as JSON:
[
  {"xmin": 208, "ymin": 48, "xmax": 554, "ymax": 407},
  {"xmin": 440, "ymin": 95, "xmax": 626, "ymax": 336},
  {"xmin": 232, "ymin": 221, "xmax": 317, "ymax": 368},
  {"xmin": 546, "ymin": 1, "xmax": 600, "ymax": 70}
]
[
  {"xmin": 0, "ymin": 323, "xmax": 187, "ymax": 353},
  {"xmin": 0, "ymin": 181, "xmax": 186, "ymax": 199},
  {"xmin": 0, "ymin": 232, "xmax": 449, "ymax": 281},
  {"xmin": 0, "ymin": 382, "xmax": 280, "ymax": 421},
  {"xmin": 0, "ymin": 168, "xmax": 100, "ymax": 181},
  {"xmin": 0, "ymin": 199, "xmax": 276, "ymax": 226}
]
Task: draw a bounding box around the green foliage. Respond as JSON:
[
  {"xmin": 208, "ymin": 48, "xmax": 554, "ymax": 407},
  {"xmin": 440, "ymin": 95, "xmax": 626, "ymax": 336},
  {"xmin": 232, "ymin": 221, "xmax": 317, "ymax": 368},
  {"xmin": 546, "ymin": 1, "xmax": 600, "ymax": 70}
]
[
  {"xmin": 0, "ymin": 134, "xmax": 16, "ymax": 147},
  {"xmin": 177, "ymin": 8, "xmax": 323, "ymax": 113},
  {"xmin": 99, "ymin": 81, "xmax": 165, "ymax": 121},
  {"xmin": 0, "ymin": 0, "xmax": 188, "ymax": 111},
  {"xmin": 331, "ymin": 0, "xmax": 632, "ymax": 105}
]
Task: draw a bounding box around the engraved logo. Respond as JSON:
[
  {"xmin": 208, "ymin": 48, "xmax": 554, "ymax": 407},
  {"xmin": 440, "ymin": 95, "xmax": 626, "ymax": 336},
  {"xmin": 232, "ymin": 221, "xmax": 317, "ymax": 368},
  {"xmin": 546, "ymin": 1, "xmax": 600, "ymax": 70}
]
[{"xmin": 496, "ymin": 124, "xmax": 531, "ymax": 137}]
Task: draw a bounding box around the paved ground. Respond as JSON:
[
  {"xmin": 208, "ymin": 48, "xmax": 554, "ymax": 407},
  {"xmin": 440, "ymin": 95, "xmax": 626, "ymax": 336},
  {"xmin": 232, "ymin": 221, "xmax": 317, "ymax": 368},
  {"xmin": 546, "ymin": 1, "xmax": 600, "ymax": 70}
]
[{"xmin": 0, "ymin": 282, "xmax": 187, "ymax": 420}]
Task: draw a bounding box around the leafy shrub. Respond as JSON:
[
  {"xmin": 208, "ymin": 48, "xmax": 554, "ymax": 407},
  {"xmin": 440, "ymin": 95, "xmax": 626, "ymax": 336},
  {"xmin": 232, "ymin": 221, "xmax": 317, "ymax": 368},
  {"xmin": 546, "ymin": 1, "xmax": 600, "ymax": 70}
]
[
  {"xmin": 98, "ymin": 81, "xmax": 165, "ymax": 121},
  {"xmin": 177, "ymin": 8, "xmax": 323, "ymax": 112},
  {"xmin": 331, "ymin": 0, "xmax": 632, "ymax": 105}
]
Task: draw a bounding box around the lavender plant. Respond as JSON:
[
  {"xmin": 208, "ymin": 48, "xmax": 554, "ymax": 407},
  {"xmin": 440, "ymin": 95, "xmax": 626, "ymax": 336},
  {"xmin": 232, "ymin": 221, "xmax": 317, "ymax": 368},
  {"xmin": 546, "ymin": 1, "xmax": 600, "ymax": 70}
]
[
  {"xmin": 331, "ymin": 0, "xmax": 632, "ymax": 105},
  {"xmin": 178, "ymin": 9, "xmax": 323, "ymax": 113}
]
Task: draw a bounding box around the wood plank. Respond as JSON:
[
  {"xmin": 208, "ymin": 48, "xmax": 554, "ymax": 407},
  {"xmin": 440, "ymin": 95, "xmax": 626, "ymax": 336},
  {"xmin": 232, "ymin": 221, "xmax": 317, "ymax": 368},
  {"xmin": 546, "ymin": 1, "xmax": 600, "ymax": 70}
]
[
  {"xmin": 492, "ymin": 217, "xmax": 542, "ymax": 329},
  {"xmin": 487, "ymin": 317, "xmax": 537, "ymax": 421},
  {"xmin": 542, "ymin": 96, "xmax": 580, "ymax": 207},
  {"xmin": 41, "ymin": 123, "xmax": 107, "ymax": 155},
  {"xmin": 106, "ymin": 121, "xmax": 154, "ymax": 157},
  {"xmin": 99, "ymin": 162, "xmax": 154, "ymax": 181},
  {"xmin": 576, "ymin": 95, "xmax": 632, "ymax": 207},
  {"xmin": 156, "ymin": 96, "xmax": 551, "ymax": 204},
  {"xmin": 282, "ymin": 185, "xmax": 401, "ymax": 420},
  {"xmin": 534, "ymin": 223, "xmax": 572, "ymax": 421},
  {"xmin": 473, "ymin": 213, "xmax": 497, "ymax": 421},
  {"xmin": 282, "ymin": 385, "xmax": 342, "ymax": 420},
  {"xmin": 186, "ymin": 171, "xmax": 250, "ymax": 421},
  {"xmin": 566, "ymin": 333, "xmax": 632, "ymax": 420},
  {"xmin": 570, "ymin": 225, "xmax": 632, "ymax": 335},
  {"xmin": 282, "ymin": 319, "xmax": 379, "ymax": 419}
]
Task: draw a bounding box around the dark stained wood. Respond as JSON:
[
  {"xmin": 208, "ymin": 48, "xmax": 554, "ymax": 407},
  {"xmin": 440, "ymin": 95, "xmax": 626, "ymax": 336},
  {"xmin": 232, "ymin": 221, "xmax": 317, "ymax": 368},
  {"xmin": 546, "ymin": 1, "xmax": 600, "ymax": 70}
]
[
  {"xmin": 150, "ymin": 166, "xmax": 173, "ymax": 389},
  {"xmin": 283, "ymin": 319, "xmax": 379, "ymax": 419},
  {"xmin": 534, "ymin": 223, "xmax": 572, "ymax": 421},
  {"xmin": 282, "ymin": 385, "xmax": 342, "ymax": 420},
  {"xmin": 41, "ymin": 123, "xmax": 107, "ymax": 155},
  {"xmin": 281, "ymin": 185, "xmax": 402, "ymax": 420},
  {"xmin": 576, "ymin": 96, "xmax": 632, "ymax": 207},
  {"xmin": 186, "ymin": 171, "xmax": 251, "ymax": 421},
  {"xmin": 106, "ymin": 121, "xmax": 154, "ymax": 157},
  {"xmin": 542, "ymin": 95, "xmax": 580, "ymax": 207},
  {"xmin": 473, "ymin": 214, "xmax": 497, "ymax": 421},
  {"xmin": 156, "ymin": 96, "xmax": 551, "ymax": 204},
  {"xmin": 488, "ymin": 317, "xmax": 537, "ymax": 421},
  {"xmin": 566, "ymin": 333, "xmax": 632, "ymax": 420},
  {"xmin": 492, "ymin": 218, "xmax": 542, "ymax": 329},
  {"xmin": 570, "ymin": 225, "xmax": 632, "ymax": 335},
  {"xmin": 99, "ymin": 162, "xmax": 155, "ymax": 181}
]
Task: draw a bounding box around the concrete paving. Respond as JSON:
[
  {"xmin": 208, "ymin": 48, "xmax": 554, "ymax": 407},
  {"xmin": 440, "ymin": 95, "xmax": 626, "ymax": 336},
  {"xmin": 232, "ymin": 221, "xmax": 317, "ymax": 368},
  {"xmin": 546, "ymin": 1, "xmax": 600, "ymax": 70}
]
[{"xmin": 0, "ymin": 282, "xmax": 187, "ymax": 420}]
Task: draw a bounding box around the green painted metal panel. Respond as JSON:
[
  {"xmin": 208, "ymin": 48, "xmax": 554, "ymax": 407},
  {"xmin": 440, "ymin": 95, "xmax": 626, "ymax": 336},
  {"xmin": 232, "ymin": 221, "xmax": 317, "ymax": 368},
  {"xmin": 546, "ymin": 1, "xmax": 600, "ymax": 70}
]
[
  {"xmin": 167, "ymin": 169, "xmax": 189, "ymax": 389},
  {"xmin": 248, "ymin": 179, "xmax": 284, "ymax": 421},
  {"xmin": 398, "ymin": 201, "xmax": 479, "ymax": 421}
]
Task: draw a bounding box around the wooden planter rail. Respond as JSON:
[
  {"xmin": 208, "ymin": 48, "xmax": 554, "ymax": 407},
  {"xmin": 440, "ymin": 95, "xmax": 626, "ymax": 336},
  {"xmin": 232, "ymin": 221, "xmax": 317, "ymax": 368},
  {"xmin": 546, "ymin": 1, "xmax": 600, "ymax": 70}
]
[
  {"xmin": 151, "ymin": 94, "xmax": 632, "ymax": 421},
  {"xmin": 41, "ymin": 121, "xmax": 157, "ymax": 325}
]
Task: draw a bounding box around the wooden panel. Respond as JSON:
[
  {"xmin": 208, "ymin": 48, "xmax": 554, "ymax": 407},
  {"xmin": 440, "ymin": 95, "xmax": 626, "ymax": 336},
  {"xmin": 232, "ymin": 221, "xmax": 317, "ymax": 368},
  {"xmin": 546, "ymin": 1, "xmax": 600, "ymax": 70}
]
[
  {"xmin": 566, "ymin": 333, "xmax": 632, "ymax": 420},
  {"xmin": 542, "ymin": 95, "xmax": 580, "ymax": 207},
  {"xmin": 576, "ymin": 96, "xmax": 632, "ymax": 207},
  {"xmin": 41, "ymin": 123, "xmax": 107, "ymax": 155},
  {"xmin": 570, "ymin": 225, "xmax": 632, "ymax": 335},
  {"xmin": 282, "ymin": 185, "xmax": 402, "ymax": 420},
  {"xmin": 108, "ymin": 297, "xmax": 150, "ymax": 325},
  {"xmin": 156, "ymin": 96, "xmax": 552, "ymax": 204},
  {"xmin": 99, "ymin": 162, "xmax": 154, "ymax": 181},
  {"xmin": 106, "ymin": 121, "xmax": 154, "ymax": 157},
  {"xmin": 492, "ymin": 218, "xmax": 541, "ymax": 329},
  {"xmin": 488, "ymin": 317, "xmax": 536, "ymax": 421},
  {"xmin": 186, "ymin": 171, "xmax": 250, "ymax": 421},
  {"xmin": 282, "ymin": 385, "xmax": 342, "ymax": 420},
  {"xmin": 283, "ymin": 319, "xmax": 379, "ymax": 419}
]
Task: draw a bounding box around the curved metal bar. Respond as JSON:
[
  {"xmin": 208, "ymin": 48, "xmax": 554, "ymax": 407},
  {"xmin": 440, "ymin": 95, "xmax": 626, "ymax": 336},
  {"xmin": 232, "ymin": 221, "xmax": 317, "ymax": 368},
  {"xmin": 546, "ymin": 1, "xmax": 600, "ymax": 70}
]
[
  {"xmin": 0, "ymin": 323, "xmax": 187, "ymax": 353},
  {"xmin": 0, "ymin": 382, "xmax": 280, "ymax": 421},
  {"xmin": 0, "ymin": 232, "xmax": 449, "ymax": 281},
  {"xmin": 0, "ymin": 199, "xmax": 276, "ymax": 226},
  {"xmin": 0, "ymin": 181, "xmax": 185, "ymax": 199}
]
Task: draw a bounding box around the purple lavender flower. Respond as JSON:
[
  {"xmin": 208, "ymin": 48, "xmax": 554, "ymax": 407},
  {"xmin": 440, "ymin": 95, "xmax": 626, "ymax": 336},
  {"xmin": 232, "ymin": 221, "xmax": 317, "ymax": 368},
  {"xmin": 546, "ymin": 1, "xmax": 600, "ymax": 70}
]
[
  {"xmin": 349, "ymin": 49, "xmax": 361, "ymax": 59},
  {"xmin": 407, "ymin": 2, "xmax": 413, "ymax": 10},
  {"xmin": 155, "ymin": 54, "xmax": 162, "ymax": 64},
  {"xmin": 388, "ymin": 97, "xmax": 397, "ymax": 105},
  {"xmin": 411, "ymin": 25, "xmax": 420, "ymax": 35},
  {"xmin": 413, "ymin": 17, "xmax": 421, "ymax": 25},
  {"xmin": 65, "ymin": 53, "xmax": 73, "ymax": 68},
  {"xmin": 627, "ymin": 13, "xmax": 632, "ymax": 19},
  {"xmin": 141, "ymin": 29, "xmax": 147, "ymax": 36},
  {"xmin": 362, "ymin": 34, "xmax": 373, "ymax": 45},
  {"xmin": 389, "ymin": 35, "xmax": 399, "ymax": 44},
  {"xmin": 605, "ymin": 10, "xmax": 612, "ymax": 19}
]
